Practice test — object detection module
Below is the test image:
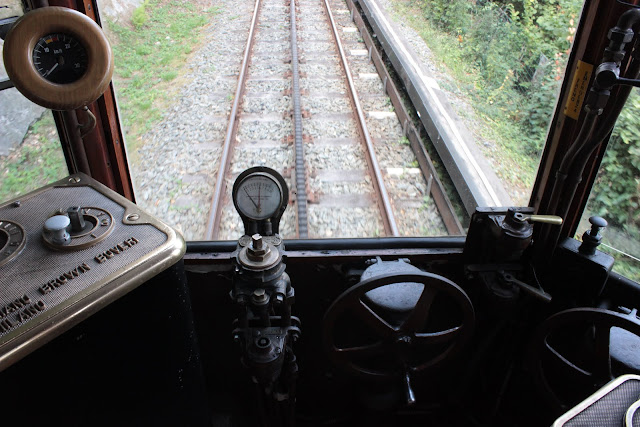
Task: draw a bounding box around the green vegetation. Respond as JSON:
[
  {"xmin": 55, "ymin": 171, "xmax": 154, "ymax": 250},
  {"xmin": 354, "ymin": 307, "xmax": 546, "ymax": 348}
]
[
  {"xmin": 0, "ymin": 0, "xmax": 218, "ymax": 201},
  {"xmin": 0, "ymin": 113, "xmax": 66, "ymax": 202},
  {"xmin": 107, "ymin": 0, "xmax": 220, "ymax": 143},
  {"xmin": 588, "ymin": 90, "xmax": 640, "ymax": 229},
  {"xmin": 132, "ymin": 0, "xmax": 150, "ymax": 28},
  {"xmin": 587, "ymin": 94, "xmax": 640, "ymax": 281},
  {"xmin": 394, "ymin": 0, "xmax": 581, "ymax": 198},
  {"xmin": 394, "ymin": 0, "xmax": 638, "ymax": 278}
]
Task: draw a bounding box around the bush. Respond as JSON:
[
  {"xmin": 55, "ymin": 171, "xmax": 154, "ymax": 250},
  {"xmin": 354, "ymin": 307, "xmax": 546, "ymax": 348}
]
[
  {"xmin": 588, "ymin": 89, "xmax": 640, "ymax": 229},
  {"xmin": 132, "ymin": 1, "xmax": 150, "ymax": 28},
  {"xmin": 417, "ymin": 0, "xmax": 580, "ymax": 156}
]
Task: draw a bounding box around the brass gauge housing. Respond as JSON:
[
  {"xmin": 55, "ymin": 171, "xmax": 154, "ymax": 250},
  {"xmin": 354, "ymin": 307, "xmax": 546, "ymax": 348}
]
[{"xmin": 2, "ymin": 7, "xmax": 113, "ymax": 110}]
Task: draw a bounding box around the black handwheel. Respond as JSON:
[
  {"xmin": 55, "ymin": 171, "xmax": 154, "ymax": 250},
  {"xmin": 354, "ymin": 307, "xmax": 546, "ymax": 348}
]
[
  {"xmin": 323, "ymin": 272, "xmax": 475, "ymax": 381},
  {"xmin": 529, "ymin": 307, "xmax": 640, "ymax": 411}
]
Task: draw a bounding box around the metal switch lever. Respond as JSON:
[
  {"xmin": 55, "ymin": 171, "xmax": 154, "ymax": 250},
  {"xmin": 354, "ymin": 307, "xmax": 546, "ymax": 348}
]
[
  {"xmin": 499, "ymin": 271, "xmax": 552, "ymax": 303},
  {"xmin": 519, "ymin": 213, "xmax": 563, "ymax": 225},
  {"xmin": 67, "ymin": 206, "xmax": 86, "ymax": 233}
]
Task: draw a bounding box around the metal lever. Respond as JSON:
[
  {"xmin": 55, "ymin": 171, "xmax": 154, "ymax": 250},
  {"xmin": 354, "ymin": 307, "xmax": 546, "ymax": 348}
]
[
  {"xmin": 403, "ymin": 371, "xmax": 416, "ymax": 406},
  {"xmin": 499, "ymin": 271, "xmax": 552, "ymax": 303},
  {"xmin": 519, "ymin": 214, "xmax": 563, "ymax": 225}
]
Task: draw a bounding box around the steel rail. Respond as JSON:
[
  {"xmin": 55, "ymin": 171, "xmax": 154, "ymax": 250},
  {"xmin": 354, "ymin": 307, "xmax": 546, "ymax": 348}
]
[
  {"xmin": 343, "ymin": 0, "xmax": 463, "ymax": 235},
  {"xmin": 358, "ymin": 0, "xmax": 510, "ymax": 213},
  {"xmin": 290, "ymin": 0, "xmax": 309, "ymax": 238},
  {"xmin": 205, "ymin": 0, "xmax": 262, "ymax": 240},
  {"xmin": 322, "ymin": 0, "xmax": 399, "ymax": 237}
]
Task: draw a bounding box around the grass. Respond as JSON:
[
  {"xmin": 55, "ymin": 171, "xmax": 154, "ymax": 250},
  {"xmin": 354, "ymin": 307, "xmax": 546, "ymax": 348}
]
[
  {"xmin": 0, "ymin": 0, "xmax": 220, "ymax": 201},
  {"xmin": 0, "ymin": 113, "xmax": 67, "ymax": 202},
  {"xmin": 596, "ymin": 223, "xmax": 640, "ymax": 282},
  {"xmin": 392, "ymin": 1, "xmax": 539, "ymax": 203},
  {"xmin": 107, "ymin": 0, "xmax": 221, "ymax": 148},
  {"xmin": 608, "ymin": 251, "xmax": 640, "ymax": 282}
]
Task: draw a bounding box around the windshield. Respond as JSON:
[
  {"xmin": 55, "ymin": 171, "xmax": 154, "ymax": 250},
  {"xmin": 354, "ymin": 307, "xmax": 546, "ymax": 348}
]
[{"xmin": 0, "ymin": 0, "xmax": 591, "ymax": 242}]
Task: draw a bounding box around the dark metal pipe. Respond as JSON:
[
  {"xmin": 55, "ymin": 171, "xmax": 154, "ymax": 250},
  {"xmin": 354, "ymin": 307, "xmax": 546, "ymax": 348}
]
[
  {"xmin": 614, "ymin": 7, "xmax": 640, "ymax": 33},
  {"xmin": 0, "ymin": 79, "xmax": 14, "ymax": 91},
  {"xmin": 62, "ymin": 110, "xmax": 91, "ymax": 174},
  {"xmin": 541, "ymin": 12, "xmax": 640, "ymax": 257},
  {"xmin": 548, "ymin": 47, "xmax": 640, "ymax": 250}
]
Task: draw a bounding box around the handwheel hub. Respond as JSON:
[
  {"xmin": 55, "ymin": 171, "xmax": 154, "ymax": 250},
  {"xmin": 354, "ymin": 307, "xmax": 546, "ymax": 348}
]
[{"xmin": 395, "ymin": 334, "xmax": 413, "ymax": 345}]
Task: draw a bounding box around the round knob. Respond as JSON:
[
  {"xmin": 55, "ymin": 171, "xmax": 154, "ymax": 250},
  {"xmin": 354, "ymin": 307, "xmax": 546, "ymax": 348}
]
[
  {"xmin": 580, "ymin": 216, "xmax": 607, "ymax": 255},
  {"xmin": 44, "ymin": 215, "xmax": 71, "ymax": 246},
  {"xmin": 589, "ymin": 216, "xmax": 608, "ymax": 233}
]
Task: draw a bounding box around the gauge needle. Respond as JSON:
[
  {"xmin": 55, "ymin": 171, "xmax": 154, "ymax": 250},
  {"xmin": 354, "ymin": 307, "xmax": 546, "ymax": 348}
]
[
  {"xmin": 44, "ymin": 62, "xmax": 59, "ymax": 77},
  {"xmin": 258, "ymin": 185, "xmax": 262, "ymax": 214},
  {"xmin": 244, "ymin": 188, "xmax": 259, "ymax": 210}
]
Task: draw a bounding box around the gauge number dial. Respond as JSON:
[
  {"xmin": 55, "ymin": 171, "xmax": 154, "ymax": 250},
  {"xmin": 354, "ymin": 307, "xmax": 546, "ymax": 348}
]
[
  {"xmin": 33, "ymin": 33, "xmax": 88, "ymax": 84},
  {"xmin": 235, "ymin": 174, "xmax": 284, "ymax": 221}
]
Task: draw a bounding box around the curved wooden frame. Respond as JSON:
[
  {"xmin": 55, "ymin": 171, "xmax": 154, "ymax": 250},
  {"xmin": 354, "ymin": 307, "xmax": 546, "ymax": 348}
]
[{"xmin": 2, "ymin": 6, "xmax": 113, "ymax": 110}]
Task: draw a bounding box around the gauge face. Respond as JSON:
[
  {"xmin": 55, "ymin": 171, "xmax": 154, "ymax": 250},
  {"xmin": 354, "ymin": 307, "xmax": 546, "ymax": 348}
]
[
  {"xmin": 235, "ymin": 173, "xmax": 284, "ymax": 220},
  {"xmin": 32, "ymin": 33, "xmax": 88, "ymax": 84}
]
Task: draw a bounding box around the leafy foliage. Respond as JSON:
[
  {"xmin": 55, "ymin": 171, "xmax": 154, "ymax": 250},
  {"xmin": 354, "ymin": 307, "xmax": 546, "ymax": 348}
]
[
  {"xmin": 416, "ymin": 0, "xmax": 581, "ymax": 155},
  {"xmin": 588, "ymin": 89, "xmax": 640, "ymax": 229}
]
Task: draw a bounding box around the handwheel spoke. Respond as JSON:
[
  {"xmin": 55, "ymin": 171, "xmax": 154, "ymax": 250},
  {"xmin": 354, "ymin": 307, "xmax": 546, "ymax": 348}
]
[
  {"xmin": 353, "ymin": 299, "xmax": 394, "ymax": 338},
  {"xmin": 592, "ymin": 325, "xmax": 613, "ymax": 381},
  {"xmin": 414, "ymin": 326, "xmax": 461, "ymax": 345},
  {"xmin": 544, "ymin": 340, "xmax": 592, "ymax": 378},
  {"xmin": 335, "ymin": 341, "xmax": 385, "ymax": 360},
  {"xmin": 402, "ymin": 288, "xmax": 437, "ymax": 331}
]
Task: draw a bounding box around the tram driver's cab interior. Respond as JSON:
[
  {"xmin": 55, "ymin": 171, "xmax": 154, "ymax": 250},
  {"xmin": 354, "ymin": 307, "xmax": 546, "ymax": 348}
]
[{"xmin": 1, "ymin": 0, "xmax": 640, "ymax": 426}]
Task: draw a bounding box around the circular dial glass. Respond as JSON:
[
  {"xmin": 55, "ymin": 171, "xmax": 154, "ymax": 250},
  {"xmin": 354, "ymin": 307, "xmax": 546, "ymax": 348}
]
[
  {"xmin": 235, "ymin": 173, "xmax": 284, "ymax": 220},
  {"xmin": 32, "ymin": 33, "xmax": 88, "ymax": 84}
]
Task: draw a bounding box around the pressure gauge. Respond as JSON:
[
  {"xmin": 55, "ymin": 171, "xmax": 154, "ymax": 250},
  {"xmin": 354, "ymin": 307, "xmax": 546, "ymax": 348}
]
[
  {"xmin": 235, "ymin": 173, "xmax": 283, "ymax": 220},
  {"xmin": 232, "ymin": 167, "xmax": 289, "ymax": 236}
]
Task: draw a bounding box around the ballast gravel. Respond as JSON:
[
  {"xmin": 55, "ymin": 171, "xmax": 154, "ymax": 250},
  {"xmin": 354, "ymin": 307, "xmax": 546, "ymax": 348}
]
[{"xmin": 128, "ymin": 0, "xmax": 449, "ymax": 241}]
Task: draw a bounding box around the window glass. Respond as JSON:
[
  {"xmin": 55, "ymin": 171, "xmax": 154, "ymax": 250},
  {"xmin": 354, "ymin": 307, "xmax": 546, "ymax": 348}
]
[
  {"xmin": 96, "ymin": 0, "xmax": 227, "ymax": 241},
  {"xmin": 389, "ymin": 0, "xmax": 583, "ymax": 206},
  {"xmin": 579, "ymin": 88, "xmax": 640, "ymax": 282},
  {"xmin": 0, "ymin": 1, "xmax": 67, "ymax": 202},
  {"xmin": 97, "ymin": 0, "xmax": 583, "ymax": 240}
]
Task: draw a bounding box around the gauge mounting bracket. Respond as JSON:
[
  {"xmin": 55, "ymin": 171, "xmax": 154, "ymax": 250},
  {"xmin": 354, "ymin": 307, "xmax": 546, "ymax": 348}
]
[{"xmin": 232, "ymin": 166, "xmax": 289, "ymax": 237}]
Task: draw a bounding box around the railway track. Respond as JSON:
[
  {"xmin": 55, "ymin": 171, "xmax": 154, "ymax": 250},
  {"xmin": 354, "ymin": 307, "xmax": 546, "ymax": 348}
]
[{"xmin": 201, "ymin": 0, "xmax": 461, "ymax": 240}]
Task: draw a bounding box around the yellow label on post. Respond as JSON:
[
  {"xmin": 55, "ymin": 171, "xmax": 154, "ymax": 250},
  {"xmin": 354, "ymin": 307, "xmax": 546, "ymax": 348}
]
[{"xmin": 564, "ymin": 60, "xmax": 594, "ymax": 120}]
